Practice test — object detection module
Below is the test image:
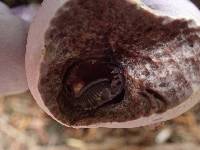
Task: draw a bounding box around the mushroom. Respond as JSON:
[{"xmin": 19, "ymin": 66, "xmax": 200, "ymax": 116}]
[
  {"xmin": 0, "ymin": 2, "xmax": 28, "ymax": 96},
  {"xmin": 26, "ymin": 0, "xmax": 200, "ymax": 128}
]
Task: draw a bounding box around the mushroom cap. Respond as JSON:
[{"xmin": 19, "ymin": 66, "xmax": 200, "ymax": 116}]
[
  {"xmin": 26, "ymin": 0, "xmax": 66, "ymax": 126},
  {"xmin": 26, "ymin": 0, "xmax": 200, "ymax": 128},
  {"xmin": 0, "ymin": 3, "xmax": 28, "ymax": 96}
]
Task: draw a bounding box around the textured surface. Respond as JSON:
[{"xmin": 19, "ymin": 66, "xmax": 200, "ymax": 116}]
[{"xmin": 37, "ymin": 0, "xmax": 200, "ymax": 126}]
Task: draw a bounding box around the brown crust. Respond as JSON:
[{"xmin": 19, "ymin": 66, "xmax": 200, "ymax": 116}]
[{"xmin": 35, "ymin": 0, "xmax": 200, "ymax": 126}]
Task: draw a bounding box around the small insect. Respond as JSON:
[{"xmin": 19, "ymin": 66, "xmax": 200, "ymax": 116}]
[{"xmin": 64, "ymin": 59, "xmax": 125, "ymax": 111}]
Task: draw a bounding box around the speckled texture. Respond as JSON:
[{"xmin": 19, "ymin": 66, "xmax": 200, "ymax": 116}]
[{"xmin": 36, "ymin": 0, "xmax": 200, "ymax": 126}]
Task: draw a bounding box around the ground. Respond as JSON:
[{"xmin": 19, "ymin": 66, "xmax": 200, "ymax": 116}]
[{"xmin": 1, "ymin": 92, "xmax": 200, "ymax": 150}]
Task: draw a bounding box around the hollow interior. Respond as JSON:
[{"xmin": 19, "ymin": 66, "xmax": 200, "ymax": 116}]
[
  {"xmin": 38, "ymin": 0, "xmax": 200, "ymax": 126},
  {"xmin": 63, "ymin": 59, "xmax": 125, "ymax": 111}
]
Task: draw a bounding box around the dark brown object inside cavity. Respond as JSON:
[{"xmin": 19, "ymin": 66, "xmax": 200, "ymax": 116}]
[
  {"xmin": 39, "ymin": 0, "xmax": 200, "ymax": 126},
  {"xmin": 64, "ymin": 59, "xmax": 125, "ymax": 111}
]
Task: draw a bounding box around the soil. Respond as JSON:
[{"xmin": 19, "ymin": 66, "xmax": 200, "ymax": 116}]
[{"xmin": 1, "ymin": 92, "xmax": 200, "ymax": 150}]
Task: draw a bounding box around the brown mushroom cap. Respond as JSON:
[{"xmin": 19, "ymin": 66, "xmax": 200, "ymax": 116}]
[
  {"xmin": 26, "ymin": 0, "xmax": 200, "ymax": 128},
  {"xmin": 0, "ymin": 2, "xmax": 28, "ymax": 96}
]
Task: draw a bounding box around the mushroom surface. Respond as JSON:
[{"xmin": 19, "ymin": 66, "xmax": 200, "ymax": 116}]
[
  {"xmin": 0, "ymin": 2, "xmax": 28, "ymax": 96},
  {"xmin": 26, "ymin": 0, "xmax": 200, "ymax": 128}
]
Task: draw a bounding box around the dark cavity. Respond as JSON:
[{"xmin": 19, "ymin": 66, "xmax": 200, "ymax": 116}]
[{"xmin": 63, "ymin": 59, "xmax": 125, "ymax": 111}]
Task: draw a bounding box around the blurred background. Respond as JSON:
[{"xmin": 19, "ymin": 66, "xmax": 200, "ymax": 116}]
[
  {"xmin": 1, "ymin": 0, "xmax": 200, "ymax": 150},
  {"xmin": 1, "ymin": 92, "xmax": 200, "ymax": 150},
  {"xmin": 2, "ymin": 0, "xmax": 42, "ymax": 7}
]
